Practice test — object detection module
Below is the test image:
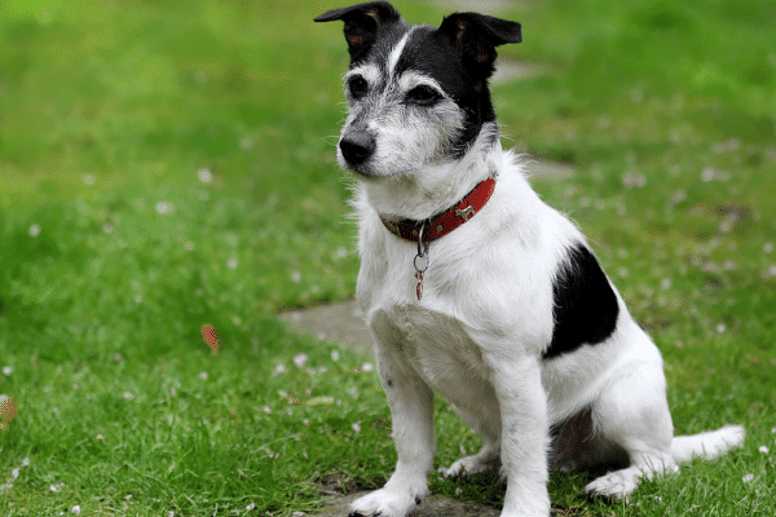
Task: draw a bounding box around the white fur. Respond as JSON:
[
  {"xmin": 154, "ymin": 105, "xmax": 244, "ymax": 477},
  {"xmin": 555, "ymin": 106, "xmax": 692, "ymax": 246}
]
[
  {"xmin": 332, "ymin": 20, "xmax": 744, "ymax": 517},
  {"xmin": 345, "ymin": 131, "xmax": 745, "ymax": 517},
  {"xmin": 386, "ymin": 29, "xmax": 415, "ymax": 79}
]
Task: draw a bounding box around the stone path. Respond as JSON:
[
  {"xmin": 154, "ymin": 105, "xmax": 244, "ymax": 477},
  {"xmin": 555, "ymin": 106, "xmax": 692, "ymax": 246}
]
[
  {"xmin": 280, "ymin": 300, "xmax": 371, "ymax": 356},
  {"xmin": 282, "ymin": 2, "xmax": 574, "ymax": 515}
]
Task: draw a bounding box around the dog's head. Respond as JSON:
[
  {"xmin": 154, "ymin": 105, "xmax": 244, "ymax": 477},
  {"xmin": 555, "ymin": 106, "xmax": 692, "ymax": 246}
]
[{"xmin": 315, "ymin": 2, "xmax": 521, "ymax": 180}]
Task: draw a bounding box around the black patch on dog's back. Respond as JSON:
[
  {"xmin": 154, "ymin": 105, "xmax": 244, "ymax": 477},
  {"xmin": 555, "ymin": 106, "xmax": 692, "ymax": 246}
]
[{"xmin": 543, "ymin": 243, "xmax": 619, "ymax": 360}]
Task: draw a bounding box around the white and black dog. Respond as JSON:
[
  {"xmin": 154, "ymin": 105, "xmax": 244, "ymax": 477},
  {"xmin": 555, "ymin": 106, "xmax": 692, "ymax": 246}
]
[{"xmin": 315, "ymin": 3, "xmax": 745, "ymax": 516}]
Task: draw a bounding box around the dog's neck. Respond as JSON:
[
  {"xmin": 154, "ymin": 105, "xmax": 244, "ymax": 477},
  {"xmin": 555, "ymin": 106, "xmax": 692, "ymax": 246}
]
[{"xmin": 361, "ymin": 123, "xmax": 501, "ymax": 222}]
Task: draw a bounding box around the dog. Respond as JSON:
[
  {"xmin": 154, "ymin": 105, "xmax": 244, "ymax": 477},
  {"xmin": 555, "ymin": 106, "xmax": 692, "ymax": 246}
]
[{"xmin": 315, "ymin": 3, "xmax": 745, "ymax": 516}]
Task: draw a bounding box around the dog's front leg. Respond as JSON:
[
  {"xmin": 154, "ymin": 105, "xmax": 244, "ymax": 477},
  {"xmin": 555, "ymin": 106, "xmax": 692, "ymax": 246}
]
[
  {"xmin": 489, "ymin": 355, "xmax": 551, "ymax": 517},
  {"xmin": 350, "ymin": 340, "xmax": 434, "ymax": 517}
]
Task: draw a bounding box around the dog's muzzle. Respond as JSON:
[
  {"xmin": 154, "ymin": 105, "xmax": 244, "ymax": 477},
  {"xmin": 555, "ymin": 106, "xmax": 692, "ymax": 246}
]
[{"xmin": 339, "ymin": 129, "xmax": 376, "ymax": 167}]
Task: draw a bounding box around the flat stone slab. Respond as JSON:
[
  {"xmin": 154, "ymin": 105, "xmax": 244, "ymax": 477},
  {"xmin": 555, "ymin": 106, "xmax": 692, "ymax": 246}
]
[
  {"xmin": 279, "ymin": 301, "xmax": 372, "ymax": 356},
  {"xmin": 298, "ymin": 491, "xmax": 502, "ymax": 517}
]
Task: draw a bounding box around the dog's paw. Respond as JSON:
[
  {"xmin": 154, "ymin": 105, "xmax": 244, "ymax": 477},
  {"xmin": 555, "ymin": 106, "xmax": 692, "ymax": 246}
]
[
  {"xmin": 349, "ymin": 488, "xmax": 424, "ymax": 517},
  {"xmin": 583, "ymin": 470, "xmax": 635, "ymax": 502},
  {"xmin": 439, "ymin": 452, "xmax": 498, "ymax": 478}
]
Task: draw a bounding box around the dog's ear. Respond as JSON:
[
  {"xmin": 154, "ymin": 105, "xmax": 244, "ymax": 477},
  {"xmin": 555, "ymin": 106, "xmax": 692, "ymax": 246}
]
[
  {"xmin": 315, "ymin": 1, "xmax": 402, "ymax": 64},
  {"xmin": 437, "ymin": 12, "xmax": 522, "ymax": 80}
]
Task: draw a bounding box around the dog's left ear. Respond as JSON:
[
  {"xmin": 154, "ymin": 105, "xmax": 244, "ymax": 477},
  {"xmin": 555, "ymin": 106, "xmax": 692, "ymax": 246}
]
[
  {"xmin": 437, "ymin": 12, "xmax": 522, "ymax": 81},
  {"xmin": 315, "ymin": 1, "xmax": 402, "ymax": 65}
]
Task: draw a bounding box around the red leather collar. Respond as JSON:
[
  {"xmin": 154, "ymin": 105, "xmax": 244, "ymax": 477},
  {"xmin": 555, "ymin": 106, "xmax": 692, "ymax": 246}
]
[{"xmin": 380, "ymin": 177, "xmax": 496, "ymax": 243}]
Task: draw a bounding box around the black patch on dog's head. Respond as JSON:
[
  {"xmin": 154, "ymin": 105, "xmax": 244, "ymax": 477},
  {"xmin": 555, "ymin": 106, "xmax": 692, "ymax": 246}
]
[
  {"xmin": 395, "ymin": 12, "xmax": 521, "ymax": 156},
  {"xmin": 389, "ymin": 30, "xmax": 471, "ymax": 155},
  {"xmin": 543, "ymin": 243, "xmax": 619, "ymax": 360}
]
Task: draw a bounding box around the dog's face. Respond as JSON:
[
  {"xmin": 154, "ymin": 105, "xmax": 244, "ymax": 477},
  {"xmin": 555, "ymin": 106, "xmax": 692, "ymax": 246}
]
[{"xmin": 316, "ymin": 2, "xmax": 521, "ymax": 180}]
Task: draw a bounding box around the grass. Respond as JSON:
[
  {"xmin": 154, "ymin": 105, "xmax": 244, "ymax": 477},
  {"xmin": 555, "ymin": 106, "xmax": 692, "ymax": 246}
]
[{"xmin": 0, "ymin": 0, "xmax": 774, "ymax": 515}]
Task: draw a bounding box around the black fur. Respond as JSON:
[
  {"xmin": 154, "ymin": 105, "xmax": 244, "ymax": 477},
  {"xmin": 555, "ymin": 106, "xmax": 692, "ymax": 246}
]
[
  {"xmin": 544, "ymin": 243, "xmax": 619, "ymax": 360},
  {"xmin": 392, "ymin": 26, "xmax": 494, "ymax": 156},
  {"xmin": 394, "ymin": 15, "xmax": 520, "ymax": 156}
]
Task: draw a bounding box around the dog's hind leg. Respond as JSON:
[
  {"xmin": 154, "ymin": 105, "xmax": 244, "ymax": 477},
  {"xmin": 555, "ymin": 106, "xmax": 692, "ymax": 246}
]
[
  {"xmin": 440, "ymin": 437, "xmax": 500, "ymax": 478},
  {"xmin": 584, "ymin": 350, "xmax": 678, "ymax": 500},
  {"xmin": 350, "ymin": 325, "xmax": 435, "ymax": 517},
  {"xmin": 439, "ymin": 391, "xmax": 501, "ymax": 478}
]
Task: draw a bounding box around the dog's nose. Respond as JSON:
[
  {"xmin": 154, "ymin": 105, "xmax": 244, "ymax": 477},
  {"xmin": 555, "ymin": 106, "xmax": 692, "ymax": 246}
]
[{"xmin": 339, "ymin": 130, "xmax": 376, "ymax": 165}]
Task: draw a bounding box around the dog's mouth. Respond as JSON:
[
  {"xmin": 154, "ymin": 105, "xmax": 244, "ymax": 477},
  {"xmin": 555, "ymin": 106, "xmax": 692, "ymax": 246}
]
[
  {"xmin": 337, "ymin": 158, "xmax": 380, "ymax": 180},
  {"xmin": 344, "ymin": 163, "xmax": 392, "ymax": 182},
  {"xmin": 338, "ymin": 155, "xmax": 375, "ymax": 178}
]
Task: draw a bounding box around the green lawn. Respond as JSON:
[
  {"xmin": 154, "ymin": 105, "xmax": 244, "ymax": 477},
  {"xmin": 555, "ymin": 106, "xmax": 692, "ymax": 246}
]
[{"xmin": 1, "ymin": 0, "xmax": 774, "ymax": 515}]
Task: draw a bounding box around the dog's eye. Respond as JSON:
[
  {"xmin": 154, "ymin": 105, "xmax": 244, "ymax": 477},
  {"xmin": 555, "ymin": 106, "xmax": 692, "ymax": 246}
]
[
  {"xmin": 405, "ymin": 85, "xmax": 442, "ymax": 106},
  {"xmin": 347, "ymin": 76, "xmax": 369, "ymax": 99}
]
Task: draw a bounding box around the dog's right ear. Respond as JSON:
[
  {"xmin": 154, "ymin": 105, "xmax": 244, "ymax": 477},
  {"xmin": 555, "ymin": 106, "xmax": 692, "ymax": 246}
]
[
  {"xmin": 314, "ymin": 1, "xmax": 402, "ymax": 64},
  {"xmin": 437, "ymin": 12, "xmax": 522, "ymax": 82}
]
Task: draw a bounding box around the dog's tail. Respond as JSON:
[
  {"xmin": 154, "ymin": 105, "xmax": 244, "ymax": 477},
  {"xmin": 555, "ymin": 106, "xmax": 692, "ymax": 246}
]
[{"xmin": 670, "ymin": 425, "xmax": 745, "ymax": 464}]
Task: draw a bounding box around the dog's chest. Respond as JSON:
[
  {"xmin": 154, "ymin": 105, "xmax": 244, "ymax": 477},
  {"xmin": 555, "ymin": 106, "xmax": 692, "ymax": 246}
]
[{"xmin": 381, "ymin": 304, "xmax": 491, "ymax": 390}]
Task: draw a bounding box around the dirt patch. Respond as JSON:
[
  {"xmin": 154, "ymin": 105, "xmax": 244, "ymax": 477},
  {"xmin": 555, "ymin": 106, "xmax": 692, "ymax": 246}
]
[{"xmin": 298, "ymin": 490, "xmax": 503, "ymax": 517}]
